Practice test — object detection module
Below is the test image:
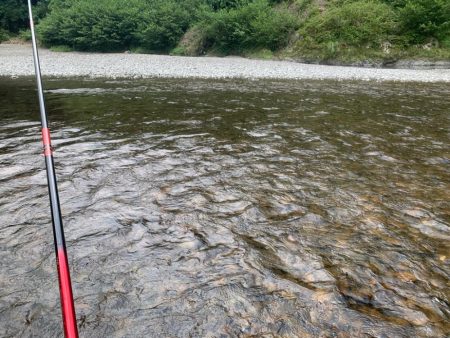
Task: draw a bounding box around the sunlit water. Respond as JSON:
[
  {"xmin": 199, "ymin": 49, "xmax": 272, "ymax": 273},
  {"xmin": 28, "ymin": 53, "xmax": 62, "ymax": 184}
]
[{"xmin": 0, "ymin": 78, "xmax": 449, "ymax": 337}]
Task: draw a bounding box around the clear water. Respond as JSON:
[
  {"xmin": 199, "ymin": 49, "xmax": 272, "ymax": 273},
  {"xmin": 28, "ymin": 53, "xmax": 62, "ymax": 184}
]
[{"xmin": 0, "ymin": 78, "xmax": 449, "ymax": 337}]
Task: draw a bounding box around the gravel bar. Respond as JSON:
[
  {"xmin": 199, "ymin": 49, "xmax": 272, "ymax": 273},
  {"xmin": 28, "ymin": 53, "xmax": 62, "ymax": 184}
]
[{"xmin": 1, "ymin": 44, "xmax": 450, "ymax": 82}]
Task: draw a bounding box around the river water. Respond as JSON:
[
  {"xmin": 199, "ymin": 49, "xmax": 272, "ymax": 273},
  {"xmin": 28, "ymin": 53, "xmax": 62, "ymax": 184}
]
[{"xmin": 0, "ymin": 77, "xmax": 449, "ymax": 337}]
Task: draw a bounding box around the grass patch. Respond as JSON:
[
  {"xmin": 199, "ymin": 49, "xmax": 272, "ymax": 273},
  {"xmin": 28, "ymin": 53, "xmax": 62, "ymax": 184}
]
[
  {"xmin": 392, "ymin": 46, "xmax": 450, "ymax": 60},
  {"xmin": 19, "ymin": 29, "xmax": 31, "ymax": 41},
  {"xmin": 244, "ymin": 48, "xmax": 274, "ymax": 59},
  {"xmin": 130, "ymin": 47, "xmax": 149, "ymax": 54},
  {"xmin": 175, "ymin": 26, "xmax": 209, "ymax": 56},
  {"xmin": 0, "ymin": 28, "xmax": 9, "ymax": 43},
  {"xmin": 170, "ymin": 46, "xmax": 187, "ymax": 56},
  {"xmin": 50, "ymin": 45, "xmax": 73, "ymax": 52},
  {"xmin": 285, "ymin": 44, "xmax": 450, "ymax": 64}
]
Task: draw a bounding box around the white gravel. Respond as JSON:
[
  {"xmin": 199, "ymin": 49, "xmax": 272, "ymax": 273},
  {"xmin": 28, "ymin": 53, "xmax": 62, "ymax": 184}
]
[{"xmin": 1, "ymin": 43, "xmax": 449, "ymax": 82}]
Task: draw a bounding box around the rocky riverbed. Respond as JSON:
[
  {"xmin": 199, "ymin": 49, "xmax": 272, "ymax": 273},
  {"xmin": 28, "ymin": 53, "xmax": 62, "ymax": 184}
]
[
  {"xmin": 1, "ymin": 77, "xmax": 449, "ymax": 337},
  {"xmin": 1, "ymin": 44, "xmax": 449, "ymax": 82}
]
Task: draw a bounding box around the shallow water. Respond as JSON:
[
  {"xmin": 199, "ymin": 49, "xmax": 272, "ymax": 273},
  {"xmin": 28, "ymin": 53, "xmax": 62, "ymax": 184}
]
[{"xmin": 0, "ymin": 77, "xmax": 449, "ymax": 337}]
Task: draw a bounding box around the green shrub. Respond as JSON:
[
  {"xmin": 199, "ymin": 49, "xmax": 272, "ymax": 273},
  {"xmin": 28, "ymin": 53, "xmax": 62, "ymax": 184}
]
[
  {"xmin": 0, "ymin": 0, "xmax": 28, "ymax": 33},
  {"xmin": 441, "ymin": 36, "xmax": 450, "ymax": 49},
  {"xmin": 250, "ymin": 3, "xmax": 299, "ymax": 50},
  {"xmin": 50, "ymin": 45, "xmax": 73, "ymax": 52},
  {"xmin": 38, "ymin": 0, "xmax": 205, "ymax": 52},
  {"xmin": 38, "ymin": 0, "xmax": 147, "ymax": 51},
  {"xmin": 19, "ymin": 29, "xmax": 31, "ymax": 41},
  {"xmin": 134, "ymin": 0, "xmax": 204, "ymax": 52},
  {"xmin": 0, "ymin": 28, "xmax": 9, "ymax": 43},
  {"xmin": 170, "ymin": 46, "xmax": 187, "ymax": 56},
  {"xmin": 0, "ymin": 0, "xmax": 49, "ymax": 33},
  {"xmin": 300, "ymin": 1, "xmax": 398, "ymax": 47},
  {"xmin": 245, "ymin": 48, "xmax": 274, "ymax": 59},
  {"xmin": 175, "ymin": 25, "xmax": 209, "ymax": 56},
  {"xmin": 48, "ymin": 0, "xmax": 74, "ymax": 11},
  {"xmin": 200, "ymin": 0, "xmax": 298, "ymax": 53},
  {"xmin": 17, "ymin": 0, "xmax": 450, "ymax": 60},
  {"xmin": 398, "ymin": 0, "xmax": 450, "ymax": 44},
  {"xmin": 205, "ymin": 0, "xmax": 251, "ymax": 11}
]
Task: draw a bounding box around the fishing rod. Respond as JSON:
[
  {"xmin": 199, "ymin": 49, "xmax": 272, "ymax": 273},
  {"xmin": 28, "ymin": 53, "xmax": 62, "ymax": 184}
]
[{"xmin": 27, "ymin": 1, "xmax": 78, "ymax": 337}]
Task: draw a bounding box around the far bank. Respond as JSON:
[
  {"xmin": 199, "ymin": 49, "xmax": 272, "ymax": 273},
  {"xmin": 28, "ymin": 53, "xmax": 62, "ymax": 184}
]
[{"xmin": 1, "ymin": 44, "xmax": 450, "ymax": 83}]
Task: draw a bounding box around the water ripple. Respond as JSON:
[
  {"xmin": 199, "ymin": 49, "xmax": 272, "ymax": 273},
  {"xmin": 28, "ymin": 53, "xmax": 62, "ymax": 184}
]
[{"xmin": 0, "ymin": 78, "xmax": 449, "ymax": 337}]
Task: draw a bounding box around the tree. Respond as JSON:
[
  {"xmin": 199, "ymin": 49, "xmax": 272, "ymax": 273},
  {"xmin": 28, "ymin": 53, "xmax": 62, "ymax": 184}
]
[
  {"xmin": 399, "ymin": 0, "xmax": 450, "ymax": 43},
  {"xmin": 0, "ymin": 0, "xmax": 49, "ymax": 33},
  {"xmin": 205, "ymin": 0, "xmax": 251, "ymax": 11},
  {"xmin": 0, "ymin": 0, "xmax": 28, "ymax": 33}
]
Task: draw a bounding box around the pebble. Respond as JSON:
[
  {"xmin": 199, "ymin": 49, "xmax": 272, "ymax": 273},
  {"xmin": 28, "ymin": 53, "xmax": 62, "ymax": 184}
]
[{"xmin": 1, "ymin": 44, "xmax": 450, "ymax": 82}]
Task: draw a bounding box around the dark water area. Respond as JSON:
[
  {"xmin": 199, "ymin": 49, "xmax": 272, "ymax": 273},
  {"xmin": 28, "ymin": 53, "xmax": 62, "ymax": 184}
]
[{"xmin": 0, "ymin": 77, "xmax": 449, "ymax": 337}]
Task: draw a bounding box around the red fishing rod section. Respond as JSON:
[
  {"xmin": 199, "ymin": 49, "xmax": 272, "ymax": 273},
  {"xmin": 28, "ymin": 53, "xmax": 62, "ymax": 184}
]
[{"xmin": 27, "ymin": 1, "xmax": 78, "ymax": 337}]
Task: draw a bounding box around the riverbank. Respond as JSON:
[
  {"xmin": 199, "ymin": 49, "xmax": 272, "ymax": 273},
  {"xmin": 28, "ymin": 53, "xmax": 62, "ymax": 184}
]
[{"xmin": 1, "ymin": 44, "xmax": 449, "ymax": 82}]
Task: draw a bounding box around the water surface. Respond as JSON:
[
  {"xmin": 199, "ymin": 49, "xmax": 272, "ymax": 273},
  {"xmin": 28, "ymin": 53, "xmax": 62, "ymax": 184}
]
[{"xmin": 0, "ymin": 78, "xmax": 449, "ymax": 337}]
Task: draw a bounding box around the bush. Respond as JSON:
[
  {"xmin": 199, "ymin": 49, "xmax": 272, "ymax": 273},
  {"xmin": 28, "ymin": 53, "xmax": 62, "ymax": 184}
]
[
  {"xmin": 38, "ymin": 0, "xmax": 147, "ymax": 51},
  {"xmin": 0, "ymin": 28, "xmax": 9, "ymax": 43},
  {"xmin": 175, "ymin": 26, "xmax": 209, "ymax": 56},
  {"xmin": 300, "ymin": 1, "xmax": 398, "ymax": 48},
  {"xmin": 21, "ymin": 0, "xmax": 450, "ymax": 60},
  {"xmin": 200, "ymin": 0, "xmax": 298, "ymax": 53},
  {"xmin": 0, "ymin": 0, "xmax": 28, "ymax": 33},
  {"xmin": 250, "ymin": 3, "xmax": 299, "ymax": 50},
  {"xmin": 205, "ymin": 0, "xmax": 251, "ymax": 10},
  {"xmin": 398, "ymin": 0, "xmax": 450, "ymax": 44},
  {"xmin": 50, "ymin": 45, "xmax": 73, "ymax": 52},
  {"xmin": 0, "ymin": 0, "xmax": 48, "ymax": 33},
  {"xmin": 19, "ymin": 29, "xmax": 32, "ymax": 41},
  {"xmin": 134, "ymin": 0, "xmax": 205, "ymax": 52},
  {"xmin": 38, "ymin": 0, "xmax": 205, "ymax": 52}
]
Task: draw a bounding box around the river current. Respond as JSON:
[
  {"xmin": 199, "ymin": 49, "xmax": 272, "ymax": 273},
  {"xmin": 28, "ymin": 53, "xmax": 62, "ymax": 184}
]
[{"xmin": 0, "ymin": 78, "xmax": 449, "ymax": 337}]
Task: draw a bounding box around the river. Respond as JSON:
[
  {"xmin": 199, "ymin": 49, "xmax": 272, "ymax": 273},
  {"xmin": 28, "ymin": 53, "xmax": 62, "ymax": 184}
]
[{"xmin": 0, "ymin": 77, "xmax": 449, "ymax": 337}]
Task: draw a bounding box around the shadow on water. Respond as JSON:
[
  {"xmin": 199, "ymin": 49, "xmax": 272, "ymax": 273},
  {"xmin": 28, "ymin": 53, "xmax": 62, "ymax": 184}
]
[{"xmin": 0, "ymin": 77, "xmax": 449, "ymax": 337}]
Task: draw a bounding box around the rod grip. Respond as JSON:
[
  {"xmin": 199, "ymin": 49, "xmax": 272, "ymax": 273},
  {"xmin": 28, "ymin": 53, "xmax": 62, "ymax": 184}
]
[{"xmin": 57, "ymin": 248, "xmax": 79, "ymax": 338}]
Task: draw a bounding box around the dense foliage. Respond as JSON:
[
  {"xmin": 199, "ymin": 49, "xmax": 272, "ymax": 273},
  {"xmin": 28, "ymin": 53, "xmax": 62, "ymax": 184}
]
[
  {"xmin": 37, "ymin": 0, "xmax": 144, "ymax": 51},
  {"xmin": 0, "ymin": 0, "xmax": 449, "ymax": 60},
  {"xmin": 398, "ymin": 0, "xmax": 450, "ymax": 44},
  {"xmin": 135, "ymin": 0, "xmax": 205, "ymax": 52},
  {"xmin": 0, "ymin": 28, "xmax": 9, "ymax": 43},
  {"xmin": 37, "ymin": 0, "xmax": 207, "ymax": 52},
  {"xmin": 294, "ymin": 0, "xmax": 450, "ymax": 60},
  {"xmin": 205, "ymin": 0, "xmax": 252, "ymax": 10},
  {"xmin": 0, "ymin": 0, "xmax": 48, "ymax": 33},
  {"xmin": 0, "ymin": 0, "xmax": 29, "ymax": 33},
  {"xmin": 296, "ymin": 0, "xmax": 398, "ymax": 58},
  {"xmin": 199, "ymin": 0, "xmax": 298, "ymax": 53}
]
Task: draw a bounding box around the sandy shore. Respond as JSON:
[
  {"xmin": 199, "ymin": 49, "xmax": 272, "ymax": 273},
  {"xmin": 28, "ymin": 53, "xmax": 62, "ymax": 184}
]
[{"xmin": 1, "ymin": 44, "xmax": 449, "ymax": 82}]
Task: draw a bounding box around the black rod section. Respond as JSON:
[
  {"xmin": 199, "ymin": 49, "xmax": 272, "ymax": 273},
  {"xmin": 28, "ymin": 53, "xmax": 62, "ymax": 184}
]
[{"xmin": 27, "ymin": 1, "xmax": 79, "ymax": 337}]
